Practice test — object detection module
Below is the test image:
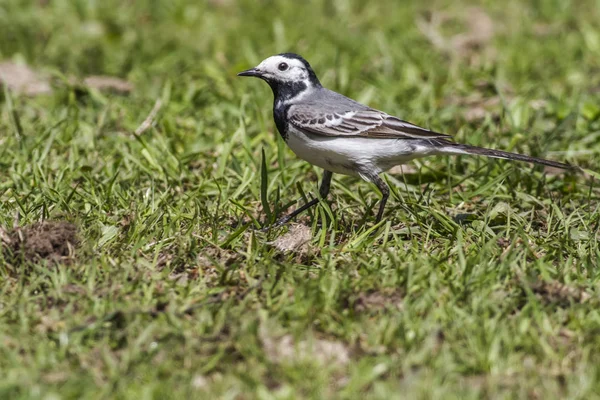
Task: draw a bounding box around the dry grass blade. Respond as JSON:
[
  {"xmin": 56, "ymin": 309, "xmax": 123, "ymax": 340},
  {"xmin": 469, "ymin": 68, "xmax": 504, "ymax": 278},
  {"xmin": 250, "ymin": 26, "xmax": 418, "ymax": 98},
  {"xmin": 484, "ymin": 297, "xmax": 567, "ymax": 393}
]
[{"xmin": 135, "ymin": 99, "xmax": 163, "ymax": 135}]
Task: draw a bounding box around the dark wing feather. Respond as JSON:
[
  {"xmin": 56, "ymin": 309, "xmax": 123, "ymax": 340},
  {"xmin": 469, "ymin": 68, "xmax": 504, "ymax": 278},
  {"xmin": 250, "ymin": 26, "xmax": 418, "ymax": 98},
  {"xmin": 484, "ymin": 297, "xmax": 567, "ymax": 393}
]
[{"xmin": 288, "ymin": 104, "xmax": 452, "ymax": 140}]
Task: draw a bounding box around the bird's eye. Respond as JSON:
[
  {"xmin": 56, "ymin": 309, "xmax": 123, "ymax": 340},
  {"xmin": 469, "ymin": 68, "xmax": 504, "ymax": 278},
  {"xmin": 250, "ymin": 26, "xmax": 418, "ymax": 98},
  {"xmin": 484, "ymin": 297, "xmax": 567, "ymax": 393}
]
[{"xmin": 278, "ymin": 62, "xmax": 289, "ymax": 71}]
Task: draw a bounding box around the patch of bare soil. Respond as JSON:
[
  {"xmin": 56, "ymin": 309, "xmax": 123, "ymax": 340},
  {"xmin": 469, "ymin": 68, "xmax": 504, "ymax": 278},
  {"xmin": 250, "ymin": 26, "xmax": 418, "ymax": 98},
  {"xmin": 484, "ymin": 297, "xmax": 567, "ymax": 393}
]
[
  {"xmin": 260, "ymin": 328, "xmax": 350, "ymax": 367},
  {"xmin": 270, "ymin": 224, "xmax": 312, "ymax": 253},
  {"xmin": 0, "ymin": 61, "xmax": 52, "ymax": 96},
  {"xmin": 418, "ymin": 7, "xmax": 495, "ymax": 62},
  {"xmin": 442, "ymin": 80, "xmax": 514, "ymax": 123},
  {"xmin": 531, "ymin": 280, "xmax": 591, "ymax": 305},
  {"xmin": 0, "ymin": 60, "xmax": 133, "ymax": 96},
  {"xmin": 353, "ymin": 288, "xmax": 404, "ymax": 313},
  {"xmin": 82, "ymin": 75, "xmax": 133, "ymax": 94},
  {"xmin": 2, "ymin": 221, "xmax": 78, "ymax": 265},
  {"xmin": 387, "ymin": 164, "xmax": 419, "ymax": 175}
]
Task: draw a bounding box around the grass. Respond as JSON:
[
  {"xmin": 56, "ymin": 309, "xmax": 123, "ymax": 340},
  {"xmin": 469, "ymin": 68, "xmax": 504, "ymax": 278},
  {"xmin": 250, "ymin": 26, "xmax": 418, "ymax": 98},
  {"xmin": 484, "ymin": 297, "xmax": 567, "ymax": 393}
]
[{"xmin": 1, "ymin": 0, "xmax": 600, "ymax": 398}]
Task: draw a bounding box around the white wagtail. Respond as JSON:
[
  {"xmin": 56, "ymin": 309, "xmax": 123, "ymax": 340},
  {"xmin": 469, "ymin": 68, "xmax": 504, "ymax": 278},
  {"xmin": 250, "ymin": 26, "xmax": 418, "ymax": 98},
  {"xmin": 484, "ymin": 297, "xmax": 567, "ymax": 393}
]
[{"xmin": 238, "ymin": 53, "xmax": 576, "ymax": 227}]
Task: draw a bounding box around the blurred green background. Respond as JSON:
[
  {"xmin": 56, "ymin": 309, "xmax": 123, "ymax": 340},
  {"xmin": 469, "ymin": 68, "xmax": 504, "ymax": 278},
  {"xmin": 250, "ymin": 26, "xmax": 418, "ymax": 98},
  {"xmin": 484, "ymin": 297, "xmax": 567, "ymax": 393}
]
[{"xmin": 1, "ymin": 0, "xmax": 600, "ymax": 399}]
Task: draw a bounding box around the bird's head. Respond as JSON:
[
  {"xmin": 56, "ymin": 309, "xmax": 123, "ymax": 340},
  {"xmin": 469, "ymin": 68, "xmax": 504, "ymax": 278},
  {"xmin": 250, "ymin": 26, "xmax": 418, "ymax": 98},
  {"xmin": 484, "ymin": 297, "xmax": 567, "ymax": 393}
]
[{"xmin": 238, "ymin": 53, "xmax": 321, "ymax": 99}]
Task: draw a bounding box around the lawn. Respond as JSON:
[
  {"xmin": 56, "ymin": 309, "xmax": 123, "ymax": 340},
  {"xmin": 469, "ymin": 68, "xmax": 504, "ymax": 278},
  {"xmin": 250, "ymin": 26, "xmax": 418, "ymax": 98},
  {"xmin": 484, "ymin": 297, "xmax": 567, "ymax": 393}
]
[{"xmin": 1, "ymin": 0, "xmax": 600, "ymax": 398}]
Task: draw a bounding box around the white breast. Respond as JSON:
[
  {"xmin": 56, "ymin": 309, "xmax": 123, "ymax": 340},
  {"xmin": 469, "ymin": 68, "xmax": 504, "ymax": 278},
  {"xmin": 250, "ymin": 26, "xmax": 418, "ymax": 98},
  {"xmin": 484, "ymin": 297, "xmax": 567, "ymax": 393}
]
[{"xmin": 285, "ymin": 125, "xmax": 439, "ymax": 177}]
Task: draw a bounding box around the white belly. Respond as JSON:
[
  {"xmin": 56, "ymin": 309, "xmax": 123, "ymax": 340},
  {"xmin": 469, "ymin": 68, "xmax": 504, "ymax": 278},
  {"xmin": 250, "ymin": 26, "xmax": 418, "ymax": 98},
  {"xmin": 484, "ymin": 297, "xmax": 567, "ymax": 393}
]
[{"xmin": 285, "ymin": 126, "xmax": 437, "ymax": 177}]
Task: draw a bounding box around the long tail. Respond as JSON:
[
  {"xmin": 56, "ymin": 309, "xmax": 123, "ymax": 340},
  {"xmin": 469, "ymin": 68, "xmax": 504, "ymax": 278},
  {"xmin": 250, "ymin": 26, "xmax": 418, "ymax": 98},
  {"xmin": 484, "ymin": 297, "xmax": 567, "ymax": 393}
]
[{"xmin": 441, "ymin": 142, "xmax": 579, "ymax": 171}]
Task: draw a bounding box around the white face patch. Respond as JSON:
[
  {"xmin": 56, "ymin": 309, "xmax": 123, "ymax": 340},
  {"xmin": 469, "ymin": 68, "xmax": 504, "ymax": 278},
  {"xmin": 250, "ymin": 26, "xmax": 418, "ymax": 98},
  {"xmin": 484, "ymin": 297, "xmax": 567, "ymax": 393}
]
[{"xmin": 255, "ymin": 55, "xmax": 309, "ymax": 83}]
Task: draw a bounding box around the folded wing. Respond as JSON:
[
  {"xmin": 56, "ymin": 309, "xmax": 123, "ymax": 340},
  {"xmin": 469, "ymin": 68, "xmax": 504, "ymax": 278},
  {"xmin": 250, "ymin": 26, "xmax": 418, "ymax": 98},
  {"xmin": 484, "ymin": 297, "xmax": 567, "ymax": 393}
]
[{"xmin": 288, "ymin": 105, "xmax": 452, "ymax": 140}]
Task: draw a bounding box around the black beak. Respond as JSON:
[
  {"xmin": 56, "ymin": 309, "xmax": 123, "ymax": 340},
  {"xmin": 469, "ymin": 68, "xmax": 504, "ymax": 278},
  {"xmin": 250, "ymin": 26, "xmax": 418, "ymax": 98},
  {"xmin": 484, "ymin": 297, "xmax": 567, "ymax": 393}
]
[{"xmin": 237, "ymin": 68, "xmax": 262, "ymax": 77}]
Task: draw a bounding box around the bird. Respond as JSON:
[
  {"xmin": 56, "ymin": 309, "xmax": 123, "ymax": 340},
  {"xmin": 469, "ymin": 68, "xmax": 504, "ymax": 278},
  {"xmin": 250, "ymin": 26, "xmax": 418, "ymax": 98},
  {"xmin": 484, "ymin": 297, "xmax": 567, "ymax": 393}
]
[{"xmin": 238, "ymin": 53, "xmax": 577, "ymax": 228}]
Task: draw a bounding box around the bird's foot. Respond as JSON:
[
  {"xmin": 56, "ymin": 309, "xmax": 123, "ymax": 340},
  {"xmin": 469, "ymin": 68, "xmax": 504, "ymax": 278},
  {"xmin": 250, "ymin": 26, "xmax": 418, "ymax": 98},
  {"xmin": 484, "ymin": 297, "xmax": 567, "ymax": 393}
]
[{"xmin": 257, "ymin": 215, "xmax": 292, "ymax": 232}]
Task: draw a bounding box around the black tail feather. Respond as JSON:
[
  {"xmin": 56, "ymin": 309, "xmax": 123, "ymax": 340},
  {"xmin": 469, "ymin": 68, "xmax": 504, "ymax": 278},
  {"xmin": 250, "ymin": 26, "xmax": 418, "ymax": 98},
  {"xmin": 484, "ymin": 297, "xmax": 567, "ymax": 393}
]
[{"xmin": 449, "ymin": 143, "xmax": 579, "ymax": 171}]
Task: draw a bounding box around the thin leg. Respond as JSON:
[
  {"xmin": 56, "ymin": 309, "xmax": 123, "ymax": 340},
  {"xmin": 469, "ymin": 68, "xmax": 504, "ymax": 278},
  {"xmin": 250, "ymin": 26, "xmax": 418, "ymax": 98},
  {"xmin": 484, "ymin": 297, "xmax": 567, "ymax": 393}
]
[
  {"xmin": 264, "ymin": 170, "xmax": 333, "ymax": 230},
  {"xmin": 366, "ymin": 173, "xmax": 390, "ymax": 223}
]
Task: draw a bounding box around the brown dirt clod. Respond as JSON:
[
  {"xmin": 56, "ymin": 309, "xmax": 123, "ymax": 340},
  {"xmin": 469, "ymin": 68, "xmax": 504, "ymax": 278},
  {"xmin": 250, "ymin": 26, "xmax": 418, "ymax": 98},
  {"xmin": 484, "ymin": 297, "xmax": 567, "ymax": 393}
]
[{"xmin": 4, "ymin": 221, "xmax": 78, "ymax": 265}]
